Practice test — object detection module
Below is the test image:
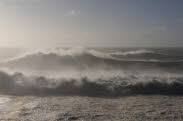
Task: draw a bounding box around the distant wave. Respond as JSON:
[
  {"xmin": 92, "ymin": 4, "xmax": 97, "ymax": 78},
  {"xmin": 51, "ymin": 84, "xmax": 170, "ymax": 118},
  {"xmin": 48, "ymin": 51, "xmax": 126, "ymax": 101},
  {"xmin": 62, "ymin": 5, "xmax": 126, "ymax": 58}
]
[
  {"xmin": 1, "ymin": 47, "xmax": 183, "ymax": 73},
  {"xmin": 110, "ymin": 49, "xmax": 183, "ymax": 62},
  {"xmin": 0, "ymin": 71, "xmax": 183, "ymax": 96},
  {"xmin": 6, "ymin": 48, "xmax": 170, "ymax": 62},
  {"xmin": 110, "ymin": 49, "xmax": 157, "ymax": 56}
]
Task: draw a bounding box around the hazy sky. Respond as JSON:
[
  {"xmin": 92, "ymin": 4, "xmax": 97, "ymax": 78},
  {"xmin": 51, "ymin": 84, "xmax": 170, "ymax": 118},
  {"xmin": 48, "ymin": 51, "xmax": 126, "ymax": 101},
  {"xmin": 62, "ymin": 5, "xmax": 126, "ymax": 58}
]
[{"xmin": 0, "ymin": 0, "xmax": 183, "ymax": 48}]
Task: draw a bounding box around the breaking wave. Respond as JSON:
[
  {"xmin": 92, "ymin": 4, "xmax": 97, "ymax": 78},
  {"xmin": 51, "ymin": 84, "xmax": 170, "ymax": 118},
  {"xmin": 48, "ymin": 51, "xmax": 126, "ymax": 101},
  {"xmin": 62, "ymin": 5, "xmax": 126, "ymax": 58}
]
[
  {"xmin": 1, "ymin": 47, "xmax": 183, "ymax": 74},
  {"xmin": 0, "ymin": 71, "xmax": 183, "ymax": 97},
  {"xmin": 0, "ymin": 47, "xmax": 183, "ymax": 97}
]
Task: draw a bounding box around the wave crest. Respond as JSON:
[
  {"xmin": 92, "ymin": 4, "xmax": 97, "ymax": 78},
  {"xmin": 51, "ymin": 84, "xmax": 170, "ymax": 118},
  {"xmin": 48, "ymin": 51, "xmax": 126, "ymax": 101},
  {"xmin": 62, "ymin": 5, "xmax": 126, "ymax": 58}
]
[{"xmin": 111, "ymin": 49, "xmax": 156, "ymax": 56}]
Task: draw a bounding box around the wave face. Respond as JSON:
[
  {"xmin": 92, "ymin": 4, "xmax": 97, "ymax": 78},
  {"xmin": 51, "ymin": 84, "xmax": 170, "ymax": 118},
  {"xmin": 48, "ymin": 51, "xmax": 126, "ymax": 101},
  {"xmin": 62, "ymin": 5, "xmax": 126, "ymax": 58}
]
[{"xmin": 0, "ymin": 47, "xmax": 183, "ymax": 96}]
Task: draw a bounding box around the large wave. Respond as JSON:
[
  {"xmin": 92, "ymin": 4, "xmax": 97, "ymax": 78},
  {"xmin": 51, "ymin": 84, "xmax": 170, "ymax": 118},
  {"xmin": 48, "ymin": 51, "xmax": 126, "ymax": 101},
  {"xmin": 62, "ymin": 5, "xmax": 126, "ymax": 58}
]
[
  {"xmin": 0, "ymin": 71, "xmax": 183, "ymax": 97},
  {"xmin": 0, "ymin": 47, "xmax": 183, "ymax": 96},
  {"xmin": 1, "ymin": 47, "xmax": 183, "ymax": 74}
]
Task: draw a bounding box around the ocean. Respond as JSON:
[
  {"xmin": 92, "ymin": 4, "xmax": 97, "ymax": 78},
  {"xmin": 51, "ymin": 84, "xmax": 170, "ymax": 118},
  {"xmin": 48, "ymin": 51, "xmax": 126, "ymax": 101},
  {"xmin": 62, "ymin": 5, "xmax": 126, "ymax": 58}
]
[{"xmin": 0, "ymin": 47, "xmax": 183, "ymax": 120}]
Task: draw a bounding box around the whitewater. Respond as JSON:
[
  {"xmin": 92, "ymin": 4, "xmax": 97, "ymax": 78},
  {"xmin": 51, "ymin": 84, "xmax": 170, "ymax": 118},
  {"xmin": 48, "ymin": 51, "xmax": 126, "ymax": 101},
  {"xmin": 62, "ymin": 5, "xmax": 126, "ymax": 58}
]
[{"xmin": 0, "ymin": 47, "xmax": 183, "ymax": 96}]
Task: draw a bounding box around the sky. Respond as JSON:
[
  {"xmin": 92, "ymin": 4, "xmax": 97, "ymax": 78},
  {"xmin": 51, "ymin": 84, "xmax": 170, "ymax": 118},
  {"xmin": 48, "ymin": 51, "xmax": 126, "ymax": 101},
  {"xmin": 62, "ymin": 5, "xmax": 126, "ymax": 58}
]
[{"xmin": 0, "ymin": 0, "xmax": 183, "ymax": 48}]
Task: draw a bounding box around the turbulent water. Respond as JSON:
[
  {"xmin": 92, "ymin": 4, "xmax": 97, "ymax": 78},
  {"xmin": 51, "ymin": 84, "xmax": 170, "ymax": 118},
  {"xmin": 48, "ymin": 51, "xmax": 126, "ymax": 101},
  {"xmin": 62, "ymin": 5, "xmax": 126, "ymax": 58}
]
[{"xmin": 0, "ymin": 47, "xmax": 183, "ymax": 96}]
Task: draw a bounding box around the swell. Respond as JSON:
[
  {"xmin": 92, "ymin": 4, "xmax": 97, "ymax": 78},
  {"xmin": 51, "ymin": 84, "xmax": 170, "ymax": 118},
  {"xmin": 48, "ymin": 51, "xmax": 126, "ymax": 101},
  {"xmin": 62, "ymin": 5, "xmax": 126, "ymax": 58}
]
[{"xmin": 1, "ymin": 71, "xmax": 183, "ymax": 97}]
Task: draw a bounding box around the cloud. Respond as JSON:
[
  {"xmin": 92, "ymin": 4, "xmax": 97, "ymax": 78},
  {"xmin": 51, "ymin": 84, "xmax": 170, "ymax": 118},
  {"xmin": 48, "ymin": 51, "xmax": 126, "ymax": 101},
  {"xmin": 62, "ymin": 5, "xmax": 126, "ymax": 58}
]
[{"xmin": 67, "ymin": 10, "xmax": 80, "ymax": 16}]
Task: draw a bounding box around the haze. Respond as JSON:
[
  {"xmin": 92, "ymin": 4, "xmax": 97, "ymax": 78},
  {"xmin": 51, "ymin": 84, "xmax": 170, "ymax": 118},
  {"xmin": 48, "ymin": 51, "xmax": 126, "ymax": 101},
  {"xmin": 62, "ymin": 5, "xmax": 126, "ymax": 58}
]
[{"xmin": 0, "ymin": 0, "xmax": 183, "ymax": 48}]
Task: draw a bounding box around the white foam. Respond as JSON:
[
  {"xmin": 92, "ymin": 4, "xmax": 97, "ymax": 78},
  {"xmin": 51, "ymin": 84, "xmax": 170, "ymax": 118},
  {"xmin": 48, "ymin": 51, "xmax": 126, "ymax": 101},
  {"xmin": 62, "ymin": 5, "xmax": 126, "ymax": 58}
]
[{"xmin": 0, "ymin": 97, "xmax": 10, "ymax": 104}]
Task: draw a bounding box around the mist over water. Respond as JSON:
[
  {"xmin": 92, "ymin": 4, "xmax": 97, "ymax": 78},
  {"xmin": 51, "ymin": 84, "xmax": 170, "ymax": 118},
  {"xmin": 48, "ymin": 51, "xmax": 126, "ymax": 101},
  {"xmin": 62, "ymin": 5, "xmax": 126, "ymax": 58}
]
[{"xmin": 0, "ymin": 47, "xmax": 183, "ymax": 96}]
